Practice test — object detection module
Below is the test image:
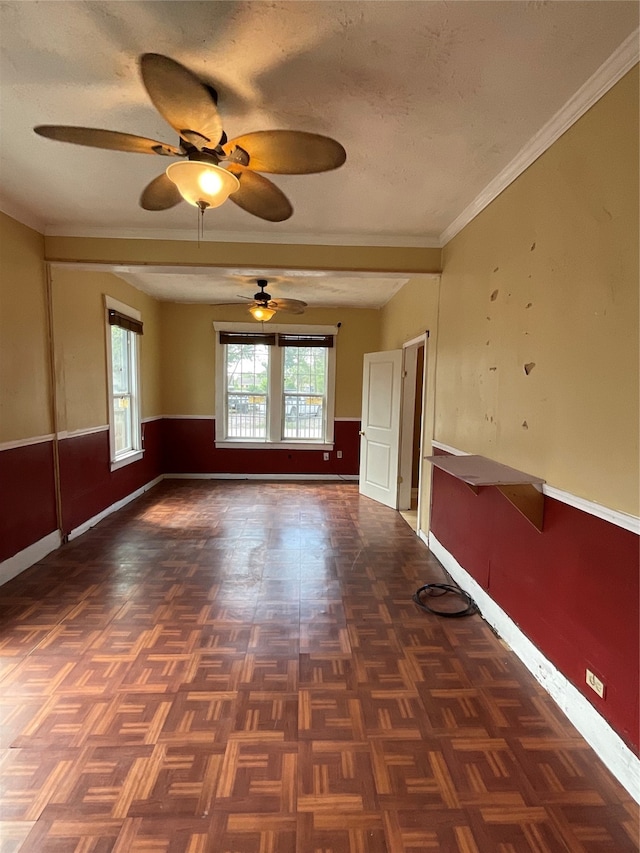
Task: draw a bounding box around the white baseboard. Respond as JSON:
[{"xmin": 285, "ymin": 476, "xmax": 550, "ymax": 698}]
[
  {"xmin": 68, "ymin": 475, "xmax": 164, "ymax": 541},
  {"xmin": 0, "ymin": 530, "xmax": 61, "ymax": 587},
  {"xmin": 164, "ymin": 473, "xmax": 359, "ymax": 481},
  {"xmin": 66, "ymin": 471, "xmax": 360, "ymax": 542},
  {"xmin": 428, "ymin": 532, "xmax": 640, "ymax": 804}
]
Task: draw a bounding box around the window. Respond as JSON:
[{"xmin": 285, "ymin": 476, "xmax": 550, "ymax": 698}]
[
  {"xmin": 214, "ymin": 323, "xmax": 337, "ymax": 449},
  {"xmin": 281, "ymin": 335, "xmax": 330, "ymax": 441},
  {"xmin": 105, "ymin": 296, "xmax": 143, "ymax": 470},
  {"xmin": 225, "ymin": 334, "xmax": 271, "ymax": 440}
]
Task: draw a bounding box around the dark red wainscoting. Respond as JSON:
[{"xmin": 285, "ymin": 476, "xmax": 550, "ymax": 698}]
[
  {"xmin": 58, "ymin": 419, "xmax": 163, "ymax": 536},
  {"xmin": 3, "ymin": 419, "xmax": 359, "ymax": 565},
  {"xmin": 430, "ymin": 457, "xmax": 639, "ymax": 755},
  {"xmin": 0, "ymin": 440, "xmax": 58, "ymax": 562},
  {"xmin": 162, "ymin": 418, "xmax": 361, "ymax": 477}
]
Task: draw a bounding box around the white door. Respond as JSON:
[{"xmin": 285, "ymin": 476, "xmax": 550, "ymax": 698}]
[{"xmin": 358, "ymin": 349, "xmax": 403, "ymax": 508}]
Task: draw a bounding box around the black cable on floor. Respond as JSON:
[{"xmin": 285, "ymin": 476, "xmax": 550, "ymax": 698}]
[{"xmin": 412, "ymin": 581, "xmax": 478, "ymax": 618}]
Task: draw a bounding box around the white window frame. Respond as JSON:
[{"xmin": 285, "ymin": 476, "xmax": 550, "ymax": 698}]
[
  {"xmin": 105, "ymin": 295, "xmax": 144, "ymax": 470},
  {"xmin": 214, "ymin": 321, "xmax": 337, "ymax": 450}
]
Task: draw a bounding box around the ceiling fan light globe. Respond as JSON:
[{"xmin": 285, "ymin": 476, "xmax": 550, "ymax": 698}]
[
  {"xmin": 199, "ymin": 170, "xmax": 224, "ymax": 195},
  {"xmin": 165, "ymin": 161, "xmax": 239, "ymax": 208},
  {"xmin": 249, "ymin": 304, "xmax": 276, "ymax": 322}
]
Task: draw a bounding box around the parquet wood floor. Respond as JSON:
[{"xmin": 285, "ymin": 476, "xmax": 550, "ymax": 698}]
[{"xmin": 0, "ymin": 481, "xmax": 637, "ymax": 852}]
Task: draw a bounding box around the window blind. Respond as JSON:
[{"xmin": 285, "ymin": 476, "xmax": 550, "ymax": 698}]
[
  {"xmin": 108, "ymin": 309, "xmax": 143, "ymax": 335},
  {"xmin": 219, "ymin": 331, "xmax": 277, "ymax": 346},
  {"xmin": 277, "ymin": 334, "xmax": 334, "ymax": 348}
]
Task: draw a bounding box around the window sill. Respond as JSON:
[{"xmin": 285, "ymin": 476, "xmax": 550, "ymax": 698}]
[
  {"xmin": 110, "ymin": 449, "xmax": 144, "ymax": 471},
  {"xmin": 215, "ymin": 441, "xmax": 334, "ymax": 451}
]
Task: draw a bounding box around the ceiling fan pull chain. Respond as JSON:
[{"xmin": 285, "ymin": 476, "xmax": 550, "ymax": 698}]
[{"xmin": 197, "ymin": 204, "xmax": 204, "ymax": 246}]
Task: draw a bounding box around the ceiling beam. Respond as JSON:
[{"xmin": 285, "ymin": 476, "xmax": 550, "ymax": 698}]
[{"xmin": 44, "ymin": 236, "xmax": 442, "ymax": 275}]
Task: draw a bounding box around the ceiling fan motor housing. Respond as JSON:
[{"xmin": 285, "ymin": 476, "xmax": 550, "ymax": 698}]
[{"xmin": 254, "ymin": 279, "xmax": 271, "ymax": 302}]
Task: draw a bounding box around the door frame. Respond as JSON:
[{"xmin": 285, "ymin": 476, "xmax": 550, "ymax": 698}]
[{"xmin": 398, "ymin": 332, "xmax": 429, "ymax": 530}]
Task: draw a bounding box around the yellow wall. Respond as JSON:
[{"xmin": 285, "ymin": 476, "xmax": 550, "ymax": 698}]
[
  {"xmin": 0, "ymin": 220, "xmax": 379, "ymax": 437},
  {"xmin": 380, "ymin": 274, "xmax": 442, "ymax": 529},
  {"xmin": 0, "ymin": 212, "xmax": 50, "ymax": 442},
  {"xmin": 50, "ymin": 268, "xmax": 163, "ymax": 431},
  {"xmin": 45, "ymin": 236, "xmax": 441, "ymax": 276},
  {"xmin": 160, "ymin": 303, "xmax": 381, "ymax": 418},
  {"xmin": 436, "ymin": 68, "xmax": 639, "ymax": 514},
  {"xmin": 380, "ymin": 275, "xmax": 440, "ymax": 351},
  {"xmin": 159, "ymin": 302, "xmax": 217, "ymax": 418}
]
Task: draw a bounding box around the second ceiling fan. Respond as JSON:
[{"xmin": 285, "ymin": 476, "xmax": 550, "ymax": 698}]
[
  {"xmin": 34, "ymin": 53, "xmax": 346, "ymax": 222},
  {"xmin": 215, "ymin": 279, "xmax": 307, "ymax": 322}
]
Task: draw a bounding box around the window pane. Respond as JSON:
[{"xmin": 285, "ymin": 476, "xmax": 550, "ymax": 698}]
[
  {"xmin": 111, "ymin": 326, "xmax": 130, "ymax": 394},
  {"xmin": 283, "ymin": 394, "xmax": 324, "ymax": 439},
  {"xmin": 108, "ymin": 306, "xmax": 140, "ymax": 464},
  {"xmin": 113, "ymin": 395, "xmax": 132, "ymax": 453},
  {"xmin": 226, "ymin": 343, "xmax": 269, "ymax": 438},
  {"xmin": 283, "ymin": 347, "xmax": 326, "ymax": 439},
  {"xmin": 283, "ymin": 346, "xmax": 326, "ymax": 394}
]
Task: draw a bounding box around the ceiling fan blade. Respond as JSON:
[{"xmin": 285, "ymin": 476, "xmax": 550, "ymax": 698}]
[
  {"xmin": 224, "ymin": 131, "xmax": 346, "ymax": 174},
  {"xmin": 211, "ymin": 302, "xmax": 252, "ymax": 308},
  {"xmin": 34, "ymin": 125, "xmax": 182, "ymax": 156},
  {"xmin": 227, "ymin": 166, "xmax": 293, "ymax": 222},
  {"xmin": 269, "ymin": 298, "xmax": 307, "ymax": 314},
  {"xmin": 140, "ymin": 173, "xmax": 183, "ymax": 210},
  {"xmin": 139, "ymin": 53, "xmax": 223, "ymax": 150}
]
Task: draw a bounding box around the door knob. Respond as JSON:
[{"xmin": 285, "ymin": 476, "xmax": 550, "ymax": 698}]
[{"xmin": 359, "ymin": 430, "xmax": 365, "ymax": 436}]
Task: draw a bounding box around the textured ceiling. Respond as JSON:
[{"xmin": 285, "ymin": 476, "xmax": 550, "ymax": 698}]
[
  {"xmin": 1, "ymin": 1, "xmax": 637, "ymax": 306},
  {"xmin": 103, "ymin": 266, "xmax": 416, "ymax": 308}
]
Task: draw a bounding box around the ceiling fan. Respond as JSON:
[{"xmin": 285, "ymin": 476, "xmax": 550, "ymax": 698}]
[
  {"xmin": 216, "ymin": 278, "xmax": 307, "ymax": 322},
  {"xmin": 33, "ymin": 53, "xmax": 346, "ymax": 222}
]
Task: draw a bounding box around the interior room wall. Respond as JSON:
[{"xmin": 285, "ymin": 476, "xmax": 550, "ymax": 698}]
[
  {"xmin": 437, "ymin": 67, "xmax": 639, "ymax": 516},
  {"xmin": 1, "ymin": 226, "xmax": 385, "ymax": 570},
  {"xmin": 160, "ymin": 302, "xmax": 381, "ymax": 417},
  {"xmin": 379, "ymin": 276, "xmax": 440, "ymax": 354},
  {"xmin": 0, "ymin": 212, "xmax": 49, "ymax": 443},
  {"xmin": 429, "ymin": 67, "xmax": 639, "ymax": 755},
  {"xmin": 0, "ymin": 212, "xmax": 57, "ymax": 566},
  {"xmin": 380, "ymin": 275, "xmax": 441, "ymax": 532},
  {"xmin": 50, "ymin": 268, "xmax": 163, "ymax": 430},
  {"xmin": 159, "ymin": 302, "xmax": 381, "ymax": 475},
  {"xmin": 43, "ymin": 267, "xmax": 164, "ymax": 536},
  {"xmin": 44, "ymin": 235, "xmax": 441, "ymax": 277}
]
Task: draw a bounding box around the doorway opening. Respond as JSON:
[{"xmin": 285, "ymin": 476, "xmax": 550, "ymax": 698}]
[
  {"xmin": 358, "ymin": 333, "xmax": 428, "ymax": 530},
  {"xmin": 398, "ymin": 336, "xmax": 427, "ymax": 533}
]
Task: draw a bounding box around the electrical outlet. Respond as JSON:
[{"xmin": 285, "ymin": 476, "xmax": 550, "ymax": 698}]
[
  {"xmin": 586, "ymin": 668, "xmax": 605, "ymax": 698},
  {"xmin": 337, "ymin": 450, "xmax": 343, "ymax": 459},
  {"xmin": 323, "ymin": 452, "xmax": 330, "ymax": 461}
]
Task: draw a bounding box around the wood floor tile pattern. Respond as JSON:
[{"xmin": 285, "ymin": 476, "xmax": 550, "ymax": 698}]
[{"xmin": 0, "ymin": 482, "xmax": 637, "ymax": 852}]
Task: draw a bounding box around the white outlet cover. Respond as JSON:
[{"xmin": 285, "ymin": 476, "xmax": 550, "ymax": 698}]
[{"xmin": 586, "ymin": 669, "xmax": 605, "ymax": 699}]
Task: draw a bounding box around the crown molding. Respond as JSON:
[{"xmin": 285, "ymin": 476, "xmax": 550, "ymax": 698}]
[{"xmin": 440, "ymin": 29, "xmax": 640, "ymax": 247}]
